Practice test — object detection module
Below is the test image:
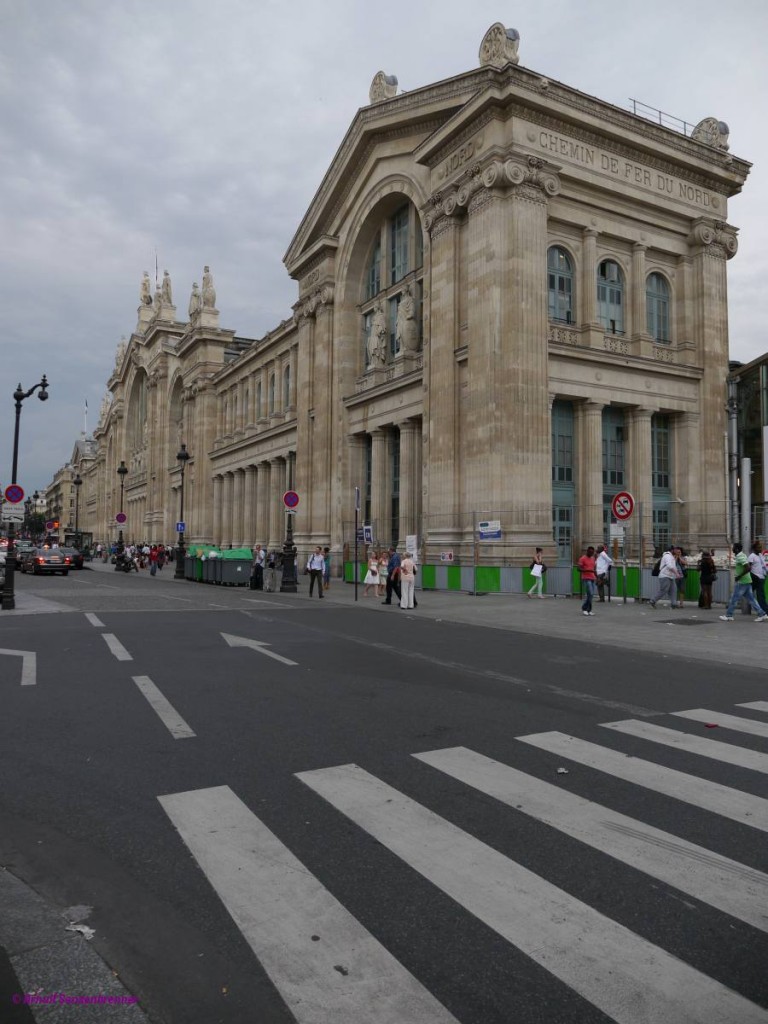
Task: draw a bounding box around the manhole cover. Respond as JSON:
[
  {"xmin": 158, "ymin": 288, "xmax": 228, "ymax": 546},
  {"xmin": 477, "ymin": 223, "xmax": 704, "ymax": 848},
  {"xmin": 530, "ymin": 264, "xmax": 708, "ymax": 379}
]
[{"xmin": 657, "ymin": 618, "xmax": 715, "ymax": 626}]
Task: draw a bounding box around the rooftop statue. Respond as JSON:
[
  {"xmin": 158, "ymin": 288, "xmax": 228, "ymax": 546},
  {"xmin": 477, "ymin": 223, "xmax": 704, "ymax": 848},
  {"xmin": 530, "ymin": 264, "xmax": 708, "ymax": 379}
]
[
  {"xmin": 479, "ymin": 23, "xmax": 520, "ymax": 68},
  {"xmin": 140, "ymin": 271, "xmax": 153, "ymax": 305},
  {"xmin": 202, "ymin": 266, "xmax": 216, "ymax": 309}
]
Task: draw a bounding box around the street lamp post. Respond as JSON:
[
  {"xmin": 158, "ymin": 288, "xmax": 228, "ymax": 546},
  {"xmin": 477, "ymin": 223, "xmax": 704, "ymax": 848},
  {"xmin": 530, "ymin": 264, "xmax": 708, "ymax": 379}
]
[
  {"xmin": 117, "ymin": 460, "xmax": 128, "ymax": 554},
  {"xmin": 73, "ymin": 473, "xmax": 82, "ymax": 550},
  {"xmin": 280, "ymin": 512, "xmax": 298, "ymax": 593},
  {"xmin": 174, "ymin": 443, "xmax": 190, "ymax": 580},
  {"xmin": 2, "ymin": 375, "xmax": 49, "ymax": 611}
]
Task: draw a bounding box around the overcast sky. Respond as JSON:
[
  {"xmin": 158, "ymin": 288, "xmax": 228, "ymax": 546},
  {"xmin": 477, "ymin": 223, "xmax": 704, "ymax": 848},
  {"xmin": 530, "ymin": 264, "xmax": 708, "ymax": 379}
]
[{"xmin": 2, "ymin": 0, "xmax": 766, "ymax": 493}]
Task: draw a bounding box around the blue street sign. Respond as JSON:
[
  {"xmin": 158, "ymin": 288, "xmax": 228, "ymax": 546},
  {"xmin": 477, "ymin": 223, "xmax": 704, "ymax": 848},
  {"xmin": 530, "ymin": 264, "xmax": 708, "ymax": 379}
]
[{"xmin": 176, "ymin": 521, "xmax": 186, "ymax": 533}]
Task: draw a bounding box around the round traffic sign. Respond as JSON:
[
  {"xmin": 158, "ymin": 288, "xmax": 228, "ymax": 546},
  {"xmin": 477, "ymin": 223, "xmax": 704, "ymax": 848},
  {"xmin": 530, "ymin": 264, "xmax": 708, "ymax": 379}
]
[
  {"xmin": 283, "ymin": 490, "xmax": 300, "ymax": 510},
  {"xmin": 45, "ymin": 520, "xmax": 55, "ymax": 531},
  {"xmin": 4, "ymin": 484, "xmax": 24, "ymax": 504},
  {"xmin": 115, "ymin": 512, "xmax": 127, "ymax": 525},
  {"xmin": 611, "ymin": 490, "xmax": 635, "ymax": 521}
]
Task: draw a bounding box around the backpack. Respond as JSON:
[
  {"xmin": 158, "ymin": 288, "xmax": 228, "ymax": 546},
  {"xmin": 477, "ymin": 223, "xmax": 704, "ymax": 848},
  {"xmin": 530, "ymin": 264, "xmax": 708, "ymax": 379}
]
[{"xmin": 651, "ymin": 559, "xmax": 661, "ymax": 577}]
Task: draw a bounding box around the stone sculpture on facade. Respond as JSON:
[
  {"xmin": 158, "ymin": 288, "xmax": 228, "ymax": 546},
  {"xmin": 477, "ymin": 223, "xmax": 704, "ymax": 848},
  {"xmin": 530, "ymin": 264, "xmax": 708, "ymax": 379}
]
[
  {"xmin": 140, "ymin": 272, "xmax": 153, "ymax": 305},
  {"xmin": 369, "ymin": 71, "xmax": 398, "ymax": 104},
  {"xmin": 691, "ymin": 117, "xmax": 730, "ymax": 151},
  {"xmin": 367, "ymin": 301, "xmax": 387, "ymax": 367},
  {"xmin": 161, "ymin": 270, "xmax": 173, "ymax": 305},
  {"xmin": 188, "ymin": 282, "xmax": 202, "ymax": 319},
  {"xmin": 202, "ymin": 266, "xmax": 216, "ymax": 309},
  {"xmin": 99, "ymin": 393, "xmax": 111, "ymax": 424},
  {"xmin": 114, "ymin": 337, "xmax": 127, "ymax": 371},
  {"xmin": 479, "ymin": 23, "xmax": 520, "ymax": 68},
  {"xmin": 395, "ymin": 284, "xmax": 419, "ymax": 353}
]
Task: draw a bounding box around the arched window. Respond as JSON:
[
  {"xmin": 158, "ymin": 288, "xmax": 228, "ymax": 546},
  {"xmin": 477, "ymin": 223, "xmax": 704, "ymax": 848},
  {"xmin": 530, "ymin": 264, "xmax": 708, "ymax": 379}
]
[
  {"xmin": 359, "ymin": 199, "xmax": 424, "ymax": 369},
  {"xmin": 548, "ymin": 247, "xmax": 574, "ymax": 323},
  {"xmin": 646, "ymin": 272, "xmax": 670, "ymax": 343},
  {"xmin": 269, "ymin": 374, "xmax": 275, "ymax": 415},
  {"xmin": 283, "ymin": 364, "xmax": 291, "ymax": 408},
  {"xmin": 597, "ymin": 260, "xmax": 624, "ymax": 334}
]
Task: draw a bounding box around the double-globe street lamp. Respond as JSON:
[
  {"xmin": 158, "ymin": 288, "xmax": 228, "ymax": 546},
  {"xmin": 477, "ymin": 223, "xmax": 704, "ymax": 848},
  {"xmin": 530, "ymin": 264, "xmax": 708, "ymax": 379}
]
[
  {"xmin": 2, "ymin": 375, "xmax": 49, "ymax": 612},
  {"xmin": 174, "ymin": 443, "xmax": 190, "ymax": 580},
  {"xmin": 116, "ymin": 460, "xmax": 128, "ymax": 554},
  {"xmin": 73, "ymin": 473, "xmax": 82, "ymax": 550}
]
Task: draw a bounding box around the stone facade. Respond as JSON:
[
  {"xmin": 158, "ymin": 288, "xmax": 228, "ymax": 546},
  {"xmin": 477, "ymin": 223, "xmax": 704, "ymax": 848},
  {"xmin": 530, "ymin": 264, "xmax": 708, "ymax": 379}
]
[{"xmin": 64, "ymin": 25, "xmax": 750, "ymax": 566}]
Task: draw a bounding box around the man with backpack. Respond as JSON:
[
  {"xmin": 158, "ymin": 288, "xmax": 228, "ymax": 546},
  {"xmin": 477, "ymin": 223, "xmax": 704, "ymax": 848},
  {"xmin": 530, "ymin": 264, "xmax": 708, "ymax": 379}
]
[{"xmin": 649, "ymin": 545, "xmax": 683, "ymax": 609}]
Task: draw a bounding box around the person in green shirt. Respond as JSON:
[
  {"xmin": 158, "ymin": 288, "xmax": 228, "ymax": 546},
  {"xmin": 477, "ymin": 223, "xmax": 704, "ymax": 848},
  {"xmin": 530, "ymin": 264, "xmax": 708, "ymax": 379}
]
[{"xmin": 719, "ymin": 543, "xmax": 767, "ymax": 621}]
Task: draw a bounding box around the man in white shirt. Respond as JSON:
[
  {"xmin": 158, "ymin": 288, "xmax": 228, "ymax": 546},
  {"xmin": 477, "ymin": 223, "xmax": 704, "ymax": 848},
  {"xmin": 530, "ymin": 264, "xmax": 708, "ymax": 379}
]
[
  {"xmin": 251, "ymin": 544, "xmax": 265, "ymax": 590},
  {"xmin": 306, "ymin": 546, "xmax": 325, "ymax": 599},
  {"xmin": 596, "ymin": 545, "xmax": 613, "ymax": 603},
  {"xmin": 747, "ymin": 541, "xmax": 768, "ymax": 615},
  {"xmin": 649, "ymin": 546, "xmax": 681, "ymax": 609}
]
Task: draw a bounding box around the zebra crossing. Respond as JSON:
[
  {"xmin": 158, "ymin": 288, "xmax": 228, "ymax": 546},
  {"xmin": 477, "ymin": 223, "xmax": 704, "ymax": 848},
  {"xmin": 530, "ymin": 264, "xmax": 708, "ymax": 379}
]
[{"xmin": 159, "ymin": 700, "xmax": 768, "ymax": 1024}]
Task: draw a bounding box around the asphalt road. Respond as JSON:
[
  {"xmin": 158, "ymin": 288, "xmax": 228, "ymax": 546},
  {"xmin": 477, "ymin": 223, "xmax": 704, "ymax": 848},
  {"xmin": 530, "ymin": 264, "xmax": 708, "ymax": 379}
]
[{"xmin": 1, "ymin": 565, "xmax": 767, "ymax": 1023}]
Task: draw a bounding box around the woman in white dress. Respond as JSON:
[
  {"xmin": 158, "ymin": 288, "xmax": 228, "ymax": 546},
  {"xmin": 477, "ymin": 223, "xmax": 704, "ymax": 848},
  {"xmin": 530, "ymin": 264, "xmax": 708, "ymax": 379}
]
[
  {"xmin": 377, "ymin": 553, "xmax": 388, "ymax": 597},
  {"xmin": 363, "ymin": 551, "xmax": 379, "ymax": 596}
]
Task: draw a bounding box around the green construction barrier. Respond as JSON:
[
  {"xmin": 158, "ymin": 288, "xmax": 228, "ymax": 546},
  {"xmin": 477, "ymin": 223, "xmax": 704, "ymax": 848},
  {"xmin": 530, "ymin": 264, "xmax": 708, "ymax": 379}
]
[
  {"xmin": 420, "ymin": 564, "xmax": 436, "ymax": 589},
  {"xmin": 476, "ymin": 566, "xmax": 501, "ymax": 593},
  {"xmin": 446, "ymin": 565, "xmax": 462, "ymax": 591}
]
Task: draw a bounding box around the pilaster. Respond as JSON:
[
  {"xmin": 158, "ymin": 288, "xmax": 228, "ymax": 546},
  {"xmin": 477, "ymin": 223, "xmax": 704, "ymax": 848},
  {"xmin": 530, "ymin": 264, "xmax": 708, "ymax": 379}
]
[
  {"xmin": 232, "ymin": 468, "xmax": 244, "ymax": 548},
  {"xmin": 370, "ymin": 428, "xmax": 389, "ymax": 546},
  {"xmin": 627, "ymin": 407, "xmax": 654, "ymax": 550},
  {"xmin": 578, "ymin": 400, "xmax": 604, "ymax": 547},
  {"xmin": 398, "ymin": 419, "xmax": 418, "ymax": 541}
]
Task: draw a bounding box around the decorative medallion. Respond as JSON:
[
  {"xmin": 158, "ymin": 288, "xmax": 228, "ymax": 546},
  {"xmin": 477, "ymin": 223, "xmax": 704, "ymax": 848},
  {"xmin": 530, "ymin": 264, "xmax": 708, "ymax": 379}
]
[{"xmin": 479, "ymin": 23, "xmax": 520, "ymax": 68}]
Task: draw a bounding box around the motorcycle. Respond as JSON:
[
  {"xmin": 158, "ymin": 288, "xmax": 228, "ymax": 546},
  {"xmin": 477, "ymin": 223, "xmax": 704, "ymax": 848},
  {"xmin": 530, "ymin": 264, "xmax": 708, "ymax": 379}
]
[{"xmin": 114, "ymin": 552, "xmax": 139, "ymax": 573}]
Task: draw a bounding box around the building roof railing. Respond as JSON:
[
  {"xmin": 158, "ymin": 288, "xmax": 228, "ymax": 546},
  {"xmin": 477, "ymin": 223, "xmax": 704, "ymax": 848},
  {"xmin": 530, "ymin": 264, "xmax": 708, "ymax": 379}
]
[{"xmin": 628, "ymin": 98, "xmax": 694, "ymax": 138}]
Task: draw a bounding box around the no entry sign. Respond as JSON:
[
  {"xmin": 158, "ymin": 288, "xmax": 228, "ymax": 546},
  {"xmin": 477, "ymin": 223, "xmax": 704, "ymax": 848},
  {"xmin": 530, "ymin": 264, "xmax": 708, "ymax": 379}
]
[{"xmin": 611, "ymin": 490, "xmax": 635, "ymax": 521}]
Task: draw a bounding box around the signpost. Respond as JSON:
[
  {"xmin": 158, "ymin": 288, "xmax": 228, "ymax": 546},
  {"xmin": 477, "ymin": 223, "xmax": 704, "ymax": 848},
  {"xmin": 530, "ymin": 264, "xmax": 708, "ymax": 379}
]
[
  {"xmin": 4, "ymin": 484, "xmax": 24, "ymax": 504},
  {"xmin": 176, "ymin": 521, "xmax": 186, "ymax": 533},
  {"xmin": 477, "ymin": 519, "xmax": 502, "ymax": 540},
  {"xmin": 283, "ymin": 490, "xmax": 299, "ymax": 510},
  {"xmin": 610, "ymin": 491, "xmax": 634, "ymax": 605},
  {"xmin": 611, "ymin": 491, "xmax": 635, "ymax": 522}
]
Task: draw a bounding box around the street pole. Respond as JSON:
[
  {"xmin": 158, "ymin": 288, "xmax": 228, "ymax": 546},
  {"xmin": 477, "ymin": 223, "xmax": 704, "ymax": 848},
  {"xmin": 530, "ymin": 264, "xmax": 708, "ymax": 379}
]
[
  {"xmin": 280, "ymin": 511, "xmax": 298, "ymax": 593},
  {"xmin": 354, "ymin": 486, "xmax": 360, "ymax": 602},
  {"xmin": 174, "ymin": 444, "xmax": 190, "ymax": 580},
  {"xmin": 2, "ymin": 376, "xmax": 49, "ymax": 611},
  {"xmin": 117, "ymin": 460, "xmax": 127, "ymax": 554},
  {"xmin": 73, "ymin": 473, "xmax": 82, "ymax": 550}
]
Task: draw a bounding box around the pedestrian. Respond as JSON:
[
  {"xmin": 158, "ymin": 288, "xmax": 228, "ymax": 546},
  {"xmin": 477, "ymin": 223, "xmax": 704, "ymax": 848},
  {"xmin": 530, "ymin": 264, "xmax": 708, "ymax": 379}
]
[
  {"xmin": 149, "ymin": 544, "xmax": 158, "ymax": 576},
  {"xmin": 697, "ymin": 549, "xmax": 717, "ymax": 609},
  {"xmin": 577, "ymin": 545, "xmax": 597, "ymax": 615},
  {"xmin": 400, "ymin": 551, "xmax": 416, "ymax": 609},
  {"xmin": 377, "ymin": 550, "xmax": 388, "ymax": 598},
  {"xmin": 595, "ymin": 544, "xmax": 613, "ymax": 602},
  {"xmin": 720, "ymin": 542, "xmax": 767, "ymax": 622},
  {"xmin": 323, "ymin": 546, "xmax": 331, "ymax": 591},
  {"xmin": 527, "ymin": 547, "xmax": 545, "ymax": 598},
  {"xmin": 649, "ymin": 545, "xmax": 683, "ymax": 609},
  {"xmin": 748, "ymin": 541, "xmax": 768, "ymax": 615},
  {"xmin": 382, "ymin": 546, "xmax": 401, "ymax": 605},
  {"xmin": 363, "ymin": 550, "xmax": 379, "ymax": 597},
  {"xmin": 251, "ymin": 543, "xmax": 265, "ymax": 591},
  {"xmin": 674, "ymin": 547, "xmax": 688, "ymax": 608},
  {"xmin": 305, "ymin": 546, "xmax": 325, "ymax": 598}
]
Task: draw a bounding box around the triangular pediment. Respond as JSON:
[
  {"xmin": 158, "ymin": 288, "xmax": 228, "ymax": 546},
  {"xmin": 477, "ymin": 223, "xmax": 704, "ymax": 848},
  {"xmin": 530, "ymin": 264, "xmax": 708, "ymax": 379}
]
[{"xmin": 283, "ymin": 68, "xmax": 489, "ymax": 278}]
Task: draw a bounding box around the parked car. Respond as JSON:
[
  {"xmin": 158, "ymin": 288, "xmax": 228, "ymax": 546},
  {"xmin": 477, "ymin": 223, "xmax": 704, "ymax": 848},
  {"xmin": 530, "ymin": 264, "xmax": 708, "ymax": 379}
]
[
  {"xmin": 58, "ymin": 546, "xmax": 85, "ymax": 569},
  {"xmin": 19, "ymin": 547, "xmax": 71, "ymax": 576}
]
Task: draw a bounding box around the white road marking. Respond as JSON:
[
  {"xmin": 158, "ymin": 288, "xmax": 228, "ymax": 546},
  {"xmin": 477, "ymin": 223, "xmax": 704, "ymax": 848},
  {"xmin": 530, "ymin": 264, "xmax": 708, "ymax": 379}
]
[
  {"xmin": 221, "ymin": 632, "xmax": 298, "ymax": 666},
  {"xmin": 672, "ymin": 708, "xmax": 768, "ymax": 740},
  {"xmin": 132, "ymin": 676, "xmax": 195, "ymax": 739},
  {"xmin": 84, "ymin": 613, "xmax": 105, "ymax": 628},
  {"xmin": 601, "ymin": 719, "xmax": 768, "ymax": 774},
  {"xmin": 101, "ymin": 633, "xmax": 132, "ymax": 661},
  {"xmin": 517, "ymin": 732, "xmax": 768, "ymax": 832},
  {"xmin": 297, "ymin": 764, "xmax": 768, "ymax": 1024},
  {"xmin": 0, "ymin": 648, "xmax": 36, "ymax": 686},
  {"xmin": 736, "ymin": 700, "xmax": 768, "ymax": 714},
  {"xmin": 158, "ymin": 785, "xmax": 458, "ymax": 1024},
  {"xmin": 414, "ymin": 746, "xmax": 768, "ymax": 932}
]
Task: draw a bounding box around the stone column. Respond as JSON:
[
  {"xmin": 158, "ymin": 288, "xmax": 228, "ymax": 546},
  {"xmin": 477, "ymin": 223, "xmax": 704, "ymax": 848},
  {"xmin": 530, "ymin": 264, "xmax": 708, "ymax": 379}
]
[
  {"xmin": 212, "ymin": 474, "xmax": 222, "ymax": 547},
  {"xmin": 464, "ymin": 158, "xmax": 557, "ymax": 556},
  {"xmin": 577, "ymin": 400, "xmax": 604, "ymax": 548},
  {"xmin": 688, "ymin": 220, "xmax": 737, "ymax": 549},
  {"xmin": 309, "ymin": 293, "xmax": 334, "ymax": 539},
  {"xmin": 398, "ymin": 419, "xmax": 418, "ymax": 542},
  {"xmin": 674, "ymin": 412, "xmax": 701, "ymax": 548},
  {"xmin": 582, "ymin": 227, "xmax": 598, "ymax": 327},
  {"xmin": 232, "ymin": 468, "xmax": 244, "ymax": 547},
  {"xmin": 293, "ymin": 308, "xmax": 314, "ymax": 548},
  {"xmin": 422, "ymin": 211, "xmax": 460, "ymax": 551},
  {"xmin": 269, "ymin": 458, "xmax": 286, "ymax": 550},
  {"xmin": 627, "ymin": 407, "xmax": 654, "ymax": 560},
  {"xmin": 370, "ymin": 428, "xmax": 389, "ymax": 546},
  {"xmin": 222, "ymin": 472, "xmax": 234, "ymax": 547},
  {"xmin": 631, "ymin": 243, "xmax": 647, "ymax": 343},
  {"xmin": 257, "ymin": 461, "xmax": 271, "ymax": 546},
  {"xmin": 243, "ymin": 465, "xmax": 257, "ymax": 545}
]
